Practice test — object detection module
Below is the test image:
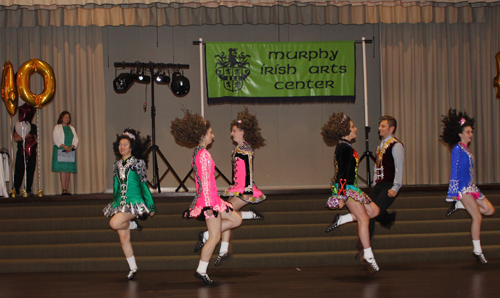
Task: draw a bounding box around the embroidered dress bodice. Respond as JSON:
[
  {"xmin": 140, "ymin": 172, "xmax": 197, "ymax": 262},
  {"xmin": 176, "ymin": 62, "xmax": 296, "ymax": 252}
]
[
  {"xmin": 446, "ymin": 143, "xmax": 482, "ymax": 201},
  {"xmin": 191, "ymin": 146, "xmax": 219, "ymax": 209},
  {"xmin": 221, "ymin": 142, "xmax": 266, "ymax": 203},
  {"xmin": 103, "ymin": 156, "xmax": 156, "ymax": 217},
  {"xmin": 333, "ymin": 139, "xmax": 359, "ymax": 186},
  {"xmin": 327, "ymin": 139, "xmax": 371, "ymax": 209},
  {"xmin": 232, "ymin": 141, "xmax": 255, "ymax": 193},
  {"xmin": 185, "ymin": 146, "xmax": 232, "ymax": 218}
]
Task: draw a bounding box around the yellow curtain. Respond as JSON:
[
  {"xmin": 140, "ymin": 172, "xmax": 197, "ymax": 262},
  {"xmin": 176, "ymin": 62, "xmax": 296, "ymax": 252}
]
[
  {"xmin": 380, "ymin": 6, "xmax": 500, "ymax": 185},
  {"xmin": 0, "ymin": 26, "xmax": 107, "ymax": 194}
]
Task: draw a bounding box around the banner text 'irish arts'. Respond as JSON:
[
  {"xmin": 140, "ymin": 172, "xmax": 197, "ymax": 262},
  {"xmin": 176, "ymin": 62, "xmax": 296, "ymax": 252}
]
[{"xmin": 205, "ymin": 41, "xmax": 355, "ymax": 104}]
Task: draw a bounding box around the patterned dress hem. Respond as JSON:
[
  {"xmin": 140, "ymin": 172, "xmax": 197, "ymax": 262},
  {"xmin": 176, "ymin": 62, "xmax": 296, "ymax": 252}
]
[
  {"xmin": 445, "ymin": 185, "xmax": 485, "ymax": 202},
  {"xmin": 184, "ymin": 201, "xmax": 234, "ymax": 220},
  {"xmin": 103, "ymin": 202, "xmax": 152, "ymax": 218},
  {"xmin": 221, "ymin": 189, "xmax": 266, "ymax": 203},
  {"xmin": 326, "ymin": 184, "xmax": 372, "ymax": 209}
]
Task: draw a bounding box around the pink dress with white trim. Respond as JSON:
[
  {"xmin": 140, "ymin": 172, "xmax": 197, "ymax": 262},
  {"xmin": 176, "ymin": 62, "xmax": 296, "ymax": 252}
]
[
  {"xmin": 222, "ymin": 142, "xmax": 266, "ymax": 203},
  {"xmin": 184, "ymin": 146, "xmax": 232, "ymax": 219}
]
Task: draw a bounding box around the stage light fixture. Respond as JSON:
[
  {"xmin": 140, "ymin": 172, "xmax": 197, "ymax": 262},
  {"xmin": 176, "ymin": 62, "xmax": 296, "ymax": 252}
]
[
  {"xmin": 113, "ymin": 73, "xmax": 134, "ymax": 93},
  {"xmin": 170, "ymin": 70, "xmax": 190, "ymax": 96},
  {"xmin": 154, "ymin": 72, "xmax": 171, "ymax": 85},
  {"xmin": 133, "ymin": 70, "xmax": 150, "ymax": 83}
]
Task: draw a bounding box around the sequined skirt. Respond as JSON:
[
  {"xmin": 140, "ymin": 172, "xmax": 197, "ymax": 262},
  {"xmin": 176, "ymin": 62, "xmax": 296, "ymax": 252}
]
[
  {"xmin": 103, "ymin": 201, "xmax": 152, "ymax": 218},
  {"xmin": 446, "ymin": 184, "xmax": 485, "ymax": 203},
  {"xmin": 221, "ymin": 185, "xmax": 266, "ymax": 203},
  {"xmin": 326, "ymin": 183, "xmax": 372, "ymax": 209},
  {"xmin": 184, "ymin": 197, "xmax": 234, "ymax": 220}
]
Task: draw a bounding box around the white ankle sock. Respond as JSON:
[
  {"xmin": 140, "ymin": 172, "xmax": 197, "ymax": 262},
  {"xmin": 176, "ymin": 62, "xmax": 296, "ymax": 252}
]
[
  {"xmin": 472, "ymin": 240, "xmax": 482, "ymax": 254},
  {"xmin": 203, "ymin": 231, "xmax": 209, "ymax": 242},
  {"xmin": 126, "ymin": 256, "xmax": 137, "ymax": 271},
  {"xmin": 196, "ymin": 260, "xmax": 209, "ymax": 274},
  {"xmin": 128, "ymin": 221, "xmax": 137, "ymax": 230},
  {"xmin": 219, "ymin": 242, "xmax": 229, "ymax": 255},
  {"xmin": 338, "ymin": 213, "xmax": 354, "ymax": 225},
  {"xmin": 363, "ymin": 247, "xmax": 374, "ymax": 259},
  {"xmin": 241, "ymin": 211, "xmax": 255, "ymax": 219},
  {"xmin": 456, "ymin": 201, "xmax": 465, "ymax": 209}
]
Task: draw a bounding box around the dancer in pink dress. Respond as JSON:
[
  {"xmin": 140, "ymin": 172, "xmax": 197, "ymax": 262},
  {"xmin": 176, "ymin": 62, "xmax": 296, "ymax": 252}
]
[
  {"xmin": 441, "ymin": 109, "xmax": 495, "ymax": 264},
  {"xmin": 196, "ymin": 108, "xmax": 266, "ymax": 267},
  {"xmin": 171, "ymin": 110, "xmax": 242, "ymax": 284}
]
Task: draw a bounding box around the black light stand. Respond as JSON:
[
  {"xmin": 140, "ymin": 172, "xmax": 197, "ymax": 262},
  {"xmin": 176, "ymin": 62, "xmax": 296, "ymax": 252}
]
[
  {"xmin": 114, "ymin": 61, "xmax": 189, "ymax": 193},
  {"xmin": 357, "ymin": 126, "xmax": 376, "ymax": 187},
  {"xmin": 175, "ymin": 166, "xmax": 231, "ymax": 192}
]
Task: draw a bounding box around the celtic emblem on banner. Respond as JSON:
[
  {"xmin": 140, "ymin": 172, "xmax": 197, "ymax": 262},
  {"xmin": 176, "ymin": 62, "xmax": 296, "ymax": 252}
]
[{"xmin": 215, "ymin": 48, "xmax": 251, "ymax": 92}]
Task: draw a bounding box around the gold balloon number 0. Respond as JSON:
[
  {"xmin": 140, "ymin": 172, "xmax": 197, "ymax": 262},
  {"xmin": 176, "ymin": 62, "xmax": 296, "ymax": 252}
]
[
  {"xmin": 17, "ymin": 59, "xmax": 56, "ymax": 108},
  {"xmin": 1, "ymin": 59, "xmax": 56, "ymax": 116}
]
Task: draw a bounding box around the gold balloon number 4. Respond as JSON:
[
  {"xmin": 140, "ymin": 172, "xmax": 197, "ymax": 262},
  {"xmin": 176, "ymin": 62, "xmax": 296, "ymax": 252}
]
[
  {"xmin": 1, "ymin": 59, "xmax": 56, "ymax": 116},
  {"xmin": 1, "ymin": 61, "xmax": 17, "ymax": 116}
]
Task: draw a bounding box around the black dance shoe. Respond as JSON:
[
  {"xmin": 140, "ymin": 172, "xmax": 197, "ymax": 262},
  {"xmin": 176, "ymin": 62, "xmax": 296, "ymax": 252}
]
[
  {"xmin": 194, "ymin": 231, "xmax": 206, "ymax": 253},
  {"xmin": 473, "ymin": 252, "xmax": 488, "ymax": 264},
  {"xmin": 446, "ymin": 202, "xmax": 459, "ymax": 217},
  {"xmin": 250, "ymin": 208, "xmax": 265, "ymax": 220},
  {"xmin": 363, "ymin": 257, "xmax": 380, "ymax": 272},
  {"xmin": 195, "ymin": 272, "xmax": 213, "ymax": 285},
  {"xmin": 325, "ymin": 214, "xmax": 341, "ymax": 233},
  {"xmin": 214, "ymin": 253, "xmax": 230, "ymax": 267},
  {"xmin": 380, "ymin": 212, "xmax": 397, "ymax": 229},
  {"xmin": 132, "ymin": 219, "xmax": 143, "ymax": 231},
  {"xmin": 126, "ymin": 269, "xmax": 138, "ymax": 281}
]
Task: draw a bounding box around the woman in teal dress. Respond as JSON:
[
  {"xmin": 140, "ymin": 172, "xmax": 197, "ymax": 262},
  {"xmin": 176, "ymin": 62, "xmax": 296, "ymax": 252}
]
[
  {"xmin": 51, "ymin": 111, "xmax": 79, "ymax": 195},
  {"xmin": 103, "ymin": 128, "xmax": 156, "ymax": 281}
]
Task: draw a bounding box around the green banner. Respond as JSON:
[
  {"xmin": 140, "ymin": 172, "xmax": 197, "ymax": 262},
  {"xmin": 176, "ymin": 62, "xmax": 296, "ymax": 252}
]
[{"xmin": 205, "ymin": 41, "xmax": 355, "ymax": 104}]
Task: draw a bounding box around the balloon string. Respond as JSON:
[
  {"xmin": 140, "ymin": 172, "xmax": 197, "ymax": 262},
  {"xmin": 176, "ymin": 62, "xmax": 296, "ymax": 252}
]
[
  {"xmin": 22, "ymin": 125, "xmax": 27, "ymax": 195},
  {"xmin": 9, "ymin": 118, "xmax": 14, "ymax": 193},
  {"xmin": 37, "ymin": 110, "xmax": 42, "ymax": 196}
]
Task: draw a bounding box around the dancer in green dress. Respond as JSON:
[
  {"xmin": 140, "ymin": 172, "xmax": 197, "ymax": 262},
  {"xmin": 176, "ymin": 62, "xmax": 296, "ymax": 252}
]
[{"xmin": 103, "ymin": 128, "xmax": 156, "ymax": 280}]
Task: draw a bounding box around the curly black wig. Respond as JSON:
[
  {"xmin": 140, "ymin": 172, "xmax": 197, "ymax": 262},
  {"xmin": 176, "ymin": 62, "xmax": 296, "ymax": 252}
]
[
  {"xmin": 171, "ymin": 109, "xmax": 211, "ymax": 145},
  {"xmin": 440, "ymin": 109, "xmax": 475, "ymax": 148},
  {"xmin": 113, "ymin": 128, "xmax": 152, "ymax": 164},
  {"xmin": 321, "ymin": 111, "xmax": 351, "ymax": 144},
  {"xmin": 230, "ymin": 107, "xmax": 265, "ymax": 148}
]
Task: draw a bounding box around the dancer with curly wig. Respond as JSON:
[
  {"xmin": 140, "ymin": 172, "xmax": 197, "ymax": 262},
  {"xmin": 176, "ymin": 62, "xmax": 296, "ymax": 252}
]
[
  {"xmin": 322, "ymin": 112, "xmax": 380, "ymax": 272},
  {"xmin": 102, "ymin": 129, "xmax": 156, "ymax": 280},
  {"xmin": 441, "ymin": 109, "xmax": 495, "ymax": 264},
  {"xmin": 196, "ymin": 108, "xmax": 266, "ymax": 267},
  {"xmin": 171, "ymin": 110, "xmax": 242, "ymax": 285}
]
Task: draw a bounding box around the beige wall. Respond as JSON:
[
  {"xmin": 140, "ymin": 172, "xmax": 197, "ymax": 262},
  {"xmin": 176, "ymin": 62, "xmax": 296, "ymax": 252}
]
[{"xmin": 103, "ymin": 24, "xmax": 383, "ymax": 192}]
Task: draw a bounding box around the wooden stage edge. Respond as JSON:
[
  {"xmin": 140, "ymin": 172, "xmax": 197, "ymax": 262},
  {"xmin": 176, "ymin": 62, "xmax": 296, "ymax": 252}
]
[{"xmin": 1, "ymin": 259, "xmax": 499, "ymax": 298}]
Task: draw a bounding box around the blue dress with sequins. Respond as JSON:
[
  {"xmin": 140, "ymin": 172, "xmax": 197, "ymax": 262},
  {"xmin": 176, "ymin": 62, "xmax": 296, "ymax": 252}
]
[{"xmin": 446, "ymin": 143, "xmax": 484, "ymax": 202}]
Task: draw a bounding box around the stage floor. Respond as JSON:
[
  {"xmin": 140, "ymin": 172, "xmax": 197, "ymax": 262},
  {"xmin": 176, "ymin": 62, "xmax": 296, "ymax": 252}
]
[{"xmin": 2, "ymin": 259, "xmax": 499, "ymax": 298}]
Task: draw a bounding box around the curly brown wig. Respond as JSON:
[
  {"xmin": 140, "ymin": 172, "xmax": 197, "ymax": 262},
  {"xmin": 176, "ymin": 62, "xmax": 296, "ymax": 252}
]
[
  {"xmin": 171, "ymin": 109, "xmax": 211, "ymax": 145},
  {"xmin": 112, "ymin": 128, "xmax": 152, "ymax": 164},
  {"xmin": 321, "ymin": 111, "xmax": 351, "ymax": 144},
  {"xmin": 440, "ymin": 109, "xmax": 475, "ymax": 148},
  {"xmin": 230, "ymin": 107, "xmax": 265, "ymax": 148}
]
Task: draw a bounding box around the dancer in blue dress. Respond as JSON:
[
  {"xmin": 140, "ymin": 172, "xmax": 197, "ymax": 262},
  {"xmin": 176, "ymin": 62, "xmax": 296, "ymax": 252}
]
[{"xmin": 441, "ymin": 109, "xmax": 495, "ymax": 264}]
